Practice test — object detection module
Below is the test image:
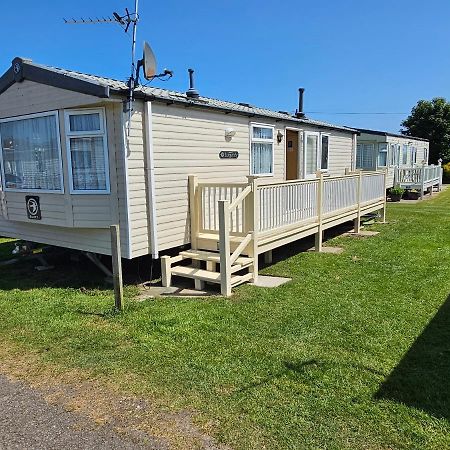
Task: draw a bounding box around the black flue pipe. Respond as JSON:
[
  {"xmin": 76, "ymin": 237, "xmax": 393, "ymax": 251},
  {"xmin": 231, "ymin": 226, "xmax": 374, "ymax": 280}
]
[
  {"xmin": 296, "ymin": 88, "xmax": 305, "ymax": 117},
  {"xmin": 186, "ymin": 68, "xmax": 200, "ymax": 98}
]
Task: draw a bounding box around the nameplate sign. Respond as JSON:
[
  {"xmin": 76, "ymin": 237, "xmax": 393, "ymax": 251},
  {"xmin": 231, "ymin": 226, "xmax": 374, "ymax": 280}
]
[{"xmin": 219, "ymin": 151, "xmax": 239, "ymax": 159}]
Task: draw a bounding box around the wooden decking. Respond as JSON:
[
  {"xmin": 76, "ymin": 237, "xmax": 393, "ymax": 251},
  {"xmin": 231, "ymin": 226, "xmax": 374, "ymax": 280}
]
[
  {"xmin": 161, "ymin": 171, "xmax": 387, "ymax": 296},
  {"xmin": 394, "ymin": 164, "xmax": 443, "ymax": 198}
]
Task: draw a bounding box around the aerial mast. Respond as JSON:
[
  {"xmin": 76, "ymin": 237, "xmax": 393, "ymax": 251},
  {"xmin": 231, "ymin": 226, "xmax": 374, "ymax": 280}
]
[{"xmin": 64, "ymin": 1, "xmax": 173, "ymax": 134}]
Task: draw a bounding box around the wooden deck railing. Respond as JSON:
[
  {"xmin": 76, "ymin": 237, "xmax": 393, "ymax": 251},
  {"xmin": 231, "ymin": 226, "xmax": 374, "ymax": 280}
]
[
  {"xmin": 394, "ymin": 164, "xmax": 443, "ymax": 198},
  {"xmin": 189, "ymin": 171, "xmax": 387, "ymax": 295},
  {"xmin": 258, "ymin": 178, "xmax": 319, "ymax": 231}
]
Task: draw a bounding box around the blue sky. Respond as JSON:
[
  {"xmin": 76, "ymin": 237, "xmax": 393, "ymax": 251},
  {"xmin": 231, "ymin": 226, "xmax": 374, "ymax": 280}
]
[{"xmin": 1, "ymin": 0, "xmax": 448, "ymax": 131}]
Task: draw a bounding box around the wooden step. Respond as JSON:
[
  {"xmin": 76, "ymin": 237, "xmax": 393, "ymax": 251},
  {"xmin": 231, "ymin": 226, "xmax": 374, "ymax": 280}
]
[
  {"xmin": 171, "ymin": 266, "xmax": 221, "ymax": 283},
  {"xmin": 230, "ymin": 262, "xmax": 254, "ymax": 274},
  {"xmin": 171, "ymin": 265, "xmax": 253, "ymax": 286},
  {"xmin": 231, "ymin": 272, "xmax": 254, "ymax": 287},
  {"xmin": 196, "ymin": 232, "xmax": 245, "ymax": 243},
  {"xmin": 180, "ymin": 250, "xmax": 253, "ymax": 266}
]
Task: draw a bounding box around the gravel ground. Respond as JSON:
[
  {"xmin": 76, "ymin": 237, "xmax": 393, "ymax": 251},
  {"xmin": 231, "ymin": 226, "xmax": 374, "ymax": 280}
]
[{"xmin": 0, "ymin": 374, "xmax": 166, "ymax": 450}]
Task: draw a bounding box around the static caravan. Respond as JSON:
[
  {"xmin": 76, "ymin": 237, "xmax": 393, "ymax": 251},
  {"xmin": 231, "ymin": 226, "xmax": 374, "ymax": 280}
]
[
  {"xmin": 355, "ymin": 129, "xmax": 441, "ymax": 193},
  {"xmin": 0, "ymin": 58, "xmax": 387, "ymax": 295}
]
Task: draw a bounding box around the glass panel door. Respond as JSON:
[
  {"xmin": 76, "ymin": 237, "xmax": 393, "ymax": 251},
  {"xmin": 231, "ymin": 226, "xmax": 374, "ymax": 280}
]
[{"xmin": 304, "ymin": 133, "xmax": 319, "ymax": 177}]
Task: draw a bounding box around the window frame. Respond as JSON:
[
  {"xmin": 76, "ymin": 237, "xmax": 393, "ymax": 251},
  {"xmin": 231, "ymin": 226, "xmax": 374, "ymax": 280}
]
[
  {"xmin": 389, "ymin": 144, "xmax": 395, "ymax": 166},
  {"xmin": 249, "ymin": 123, "xmax": 275, "ymax": 177},
  {"xmin": 402, "ymin": 144, "xmax": 409, "ymax": 165},
  {"xmin": 377, "ymin": 143, "xmax": 388, "ymax": 168},
  {"xmin": 303, "ymin": 131, "xmax": 320, "ymax": 178},
  {"xmin": 356, "ymin": 141, "xmax": 376, "ymax": 170},
  {"xmin": 0, "ymin": 110, "xmax": 64, "ymax": 194},
  {"xmin": 64, "ymin": 107, "xmax": 111, "ymax": 194},
  {"xmin": 303, "ymin": 132, "xmax": 331, "ymax": 176},
  {"xmin": 411, "ymin": 146, "xmax": 417, "ymax": 165},
  {"xmin": 390, "ymin": 143, "xmax": 401, "ymax": 166},
  {"xmin": 319, "ymin": 133, "xmax": 330, "ymax": 172}
]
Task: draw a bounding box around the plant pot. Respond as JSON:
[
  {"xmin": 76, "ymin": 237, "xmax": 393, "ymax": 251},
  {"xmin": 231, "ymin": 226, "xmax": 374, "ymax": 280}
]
[
  {"xmin": 390, "ymin": 193, "xmax": 402, "ymax": 202},
  {"xmin": 407, "ymin": 191, "xmax": 420, "ymax": 200}
]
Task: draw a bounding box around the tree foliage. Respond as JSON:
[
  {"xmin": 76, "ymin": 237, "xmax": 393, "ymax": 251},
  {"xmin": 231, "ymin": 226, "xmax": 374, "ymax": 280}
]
[{"xmin": 401, "ymin": 97, "xmax": 450, "ymax": 163}]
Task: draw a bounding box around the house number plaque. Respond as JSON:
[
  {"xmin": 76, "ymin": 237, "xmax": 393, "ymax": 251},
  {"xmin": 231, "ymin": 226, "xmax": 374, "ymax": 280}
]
[{"xmin": 219, "ymin": 151, "xmax": 239, "ymax": 159}]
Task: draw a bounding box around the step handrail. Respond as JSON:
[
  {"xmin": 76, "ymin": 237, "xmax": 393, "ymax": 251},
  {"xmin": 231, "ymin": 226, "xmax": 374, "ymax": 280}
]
[{"xmin": 218, "ymin": 177, "xmax": 258, "ymax": 296}]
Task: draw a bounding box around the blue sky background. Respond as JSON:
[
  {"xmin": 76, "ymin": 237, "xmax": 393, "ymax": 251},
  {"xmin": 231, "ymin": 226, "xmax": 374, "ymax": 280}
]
[{"xmin": 1, "ymin": 0, "xmax": 448, "ymax": 131}]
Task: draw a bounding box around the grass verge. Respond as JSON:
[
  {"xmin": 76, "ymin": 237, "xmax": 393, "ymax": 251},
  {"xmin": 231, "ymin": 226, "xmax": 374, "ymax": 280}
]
[{"xmin": 0, "ymin": 189, "xmax": 449, "ymax": 449}]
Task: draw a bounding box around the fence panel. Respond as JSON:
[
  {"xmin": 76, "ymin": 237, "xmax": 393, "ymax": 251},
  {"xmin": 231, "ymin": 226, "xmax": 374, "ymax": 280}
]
[
  {"xmin": 258, "ymin": 180, "xmax": 318, "ymax": 232},
  {"xmin": 361, "ymin": 173, "xmax": 385, "ymax": 203},
  {"xmin": 199, "ymin": 184, "xmax": 247, "ymax": 234},
  {"xmin": 322, "ymin": 176, "xmax": 358, "ymax": 214}
]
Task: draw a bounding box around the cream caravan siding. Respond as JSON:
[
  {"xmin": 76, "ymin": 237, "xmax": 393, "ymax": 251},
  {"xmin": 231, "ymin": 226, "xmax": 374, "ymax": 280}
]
[
  {"xmin": 123, "ymin": 101, "xmax": 152, "ymax": 257},
  {"xmin": 137, "ymin": 103, "xmax": 355, "ymax": 252},
  {"xmin": 322, "ymin": 130, "xmax": 353, "ymax": 177},
  {"xmin": 150, "ymin": 104, "xmax": 283, "ymax": 251},
  {"xmin": 0, "ymin": 80, "xmax": 103, "ymax": 119},
  {"xmin": 385, "ymin": 135, "xmax": 429, "ymax": 164},
  {"xmin": 0, "ymin": 81, "xmax": 131, "ymax": 257},
  {"xmin": 358, "ymin": 132, "xmax": 430, "ymax": 187}
]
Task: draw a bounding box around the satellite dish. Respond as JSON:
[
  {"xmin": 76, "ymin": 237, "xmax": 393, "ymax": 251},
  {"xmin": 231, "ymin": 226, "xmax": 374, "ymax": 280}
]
[{"xmin": 142, "ymin": 41, "xmax": 157, "ymax": 80}]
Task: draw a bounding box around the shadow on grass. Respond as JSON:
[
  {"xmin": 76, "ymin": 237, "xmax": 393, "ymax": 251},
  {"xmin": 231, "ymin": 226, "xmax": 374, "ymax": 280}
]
[
  {"xmin": 0, "ymin": 239, "xmax": 16, "ymax": 262},
  {"xmin": 0, "ymin": 239, "xmax": 163, "ymax": 292},
  {"xmin": 259, "ymin": 220, "xmax": 357, "ymax": 268},
  {"xmin": 375, "ymin": 294, "xmax": 450, "ymax": 420},
  {"xmin": 233, "ymin": 358, "xmax": 387, "ymax": 395},
  {"xmin": 0, "ymin": 240, "xmax": 109, "ymax": 291}
]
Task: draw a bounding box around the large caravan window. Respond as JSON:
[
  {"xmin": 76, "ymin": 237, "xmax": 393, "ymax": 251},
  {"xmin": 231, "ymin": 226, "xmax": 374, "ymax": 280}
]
[
  {"xmin": 64, "ymin": 108, "xmax": 110, "ymax": 193},
  {"xmin": 377, "ymin": 143, "xmax": 388, "ymax": 167},
  {"xmin": 424, "ymin": 147, "xmax": 429, "ymax": 163},
  {"xmin": 390, "ymin": 143, "xmax": 400, "ymax": 166},
  {"xmin": 0, "ymin": 112, "xmax": 63, "ymax": 192},
  {"xmin": 389, "ymin": 144, "xmax": 395, "ymax": 165},
  {"xmin": 250, "ymin": 125, "xmax": 274, "ymax": 175},
  {"xmin": 411, "ymin": 146, "xmax": 417, "ymax": 164},
  {"xmin": 402, "ymin": 144, "xmax": 408, "ymax": 165},
  {"xmin": 356, "ymin": 143, "xmax": 375, "ymax": 169}
]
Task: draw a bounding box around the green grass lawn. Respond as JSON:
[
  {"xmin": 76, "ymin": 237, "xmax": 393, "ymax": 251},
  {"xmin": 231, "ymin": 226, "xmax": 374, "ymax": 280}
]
[{"xmin": 0, "ymin": 189, "xmax": 449, "ymax": 449}]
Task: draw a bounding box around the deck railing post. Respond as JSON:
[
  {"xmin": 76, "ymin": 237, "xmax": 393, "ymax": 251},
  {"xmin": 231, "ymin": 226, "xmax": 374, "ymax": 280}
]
[
  {"xmin": 161, "ymin": 255, "xmax": 172, "ymax": 287},
  {"xmin": 218, "ymin": 199, "xmax": 232, "ymax": 296},
  {"xmin": 438, "ymin": 160, "xmax": 443, "ymax": 191},
  {"xmin": 381, "ymin": 169, "xmax": 388, "ymax": 223},
  {"xmin": 110, "ymin": 224, "xmax": 124, "ymax": 311},
  {"xmin": 315, "ymin": 172, "xmax": 324, "ymax": 251},
  {"xmin": 188, "ymin": 175, "xmax": 199, "ymax": 249},
  {"xmin": 420, "ymin": 162, "xmax": 426, "ymax": 200},
  {"xmin": 246, "ymin": 176, "xmax": 259, "ymax": 282},
  {"xmin": 354, "ymin": 171, "xmax": 362, "ymax": 233}
]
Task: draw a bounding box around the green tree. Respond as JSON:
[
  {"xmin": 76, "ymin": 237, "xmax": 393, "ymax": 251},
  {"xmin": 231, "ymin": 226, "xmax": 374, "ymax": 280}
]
[{"xmin": 401, "ymin": 97, "xmax": 450, "ymax": 163}]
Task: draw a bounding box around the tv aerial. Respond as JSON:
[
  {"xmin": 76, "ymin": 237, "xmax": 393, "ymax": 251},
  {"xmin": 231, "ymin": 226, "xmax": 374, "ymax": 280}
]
[{"xmin": 64, "ymin": 0, "xmax": 173, "ymax": 131}]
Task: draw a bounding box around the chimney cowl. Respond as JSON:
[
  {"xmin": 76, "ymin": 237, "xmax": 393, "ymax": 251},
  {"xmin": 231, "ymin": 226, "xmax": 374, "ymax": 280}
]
[
  {"xmin": 296, "ymin": 87, "xmax": 305, "ymax": 118},
  {"xmin": 186, "ymin": 68, "xmax": 200, "ymax": 98}
]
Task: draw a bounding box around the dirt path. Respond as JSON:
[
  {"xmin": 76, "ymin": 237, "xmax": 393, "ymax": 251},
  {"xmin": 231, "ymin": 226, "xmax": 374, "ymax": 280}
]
[
  {"xmin": 0, "ymin": 373, "xmax": 166, "ymax": 450},
  {"xmin": 0, "ymin": 346, "xmax": 229, "ymax": 450}
]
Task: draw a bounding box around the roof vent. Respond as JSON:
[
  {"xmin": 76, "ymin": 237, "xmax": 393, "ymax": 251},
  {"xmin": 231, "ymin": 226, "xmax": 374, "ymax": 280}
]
[
  {"xmin": 238, "ymin": 102, "xmax": 252, "ymax": 108},
  {"xmin": 186, "ymin": 68, "xmax": 199, "ymax": 98},
  {"xmin": 278, "ymin": 110, "xmax": 290, "ymax": 115},
  {"xmin": 295, "ymin": 88, "xmax": 305, "ymax": 118}
]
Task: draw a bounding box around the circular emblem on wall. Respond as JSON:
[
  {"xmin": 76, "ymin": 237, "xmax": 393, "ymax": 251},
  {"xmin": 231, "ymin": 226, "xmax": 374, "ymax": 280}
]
[
  {"xmin": 13, "ymin": 62, "xmax": 21, "ymax": 74},
  {"xmin": 26, "ymin": 197, "xmax": 39, "ymax": 216}
]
